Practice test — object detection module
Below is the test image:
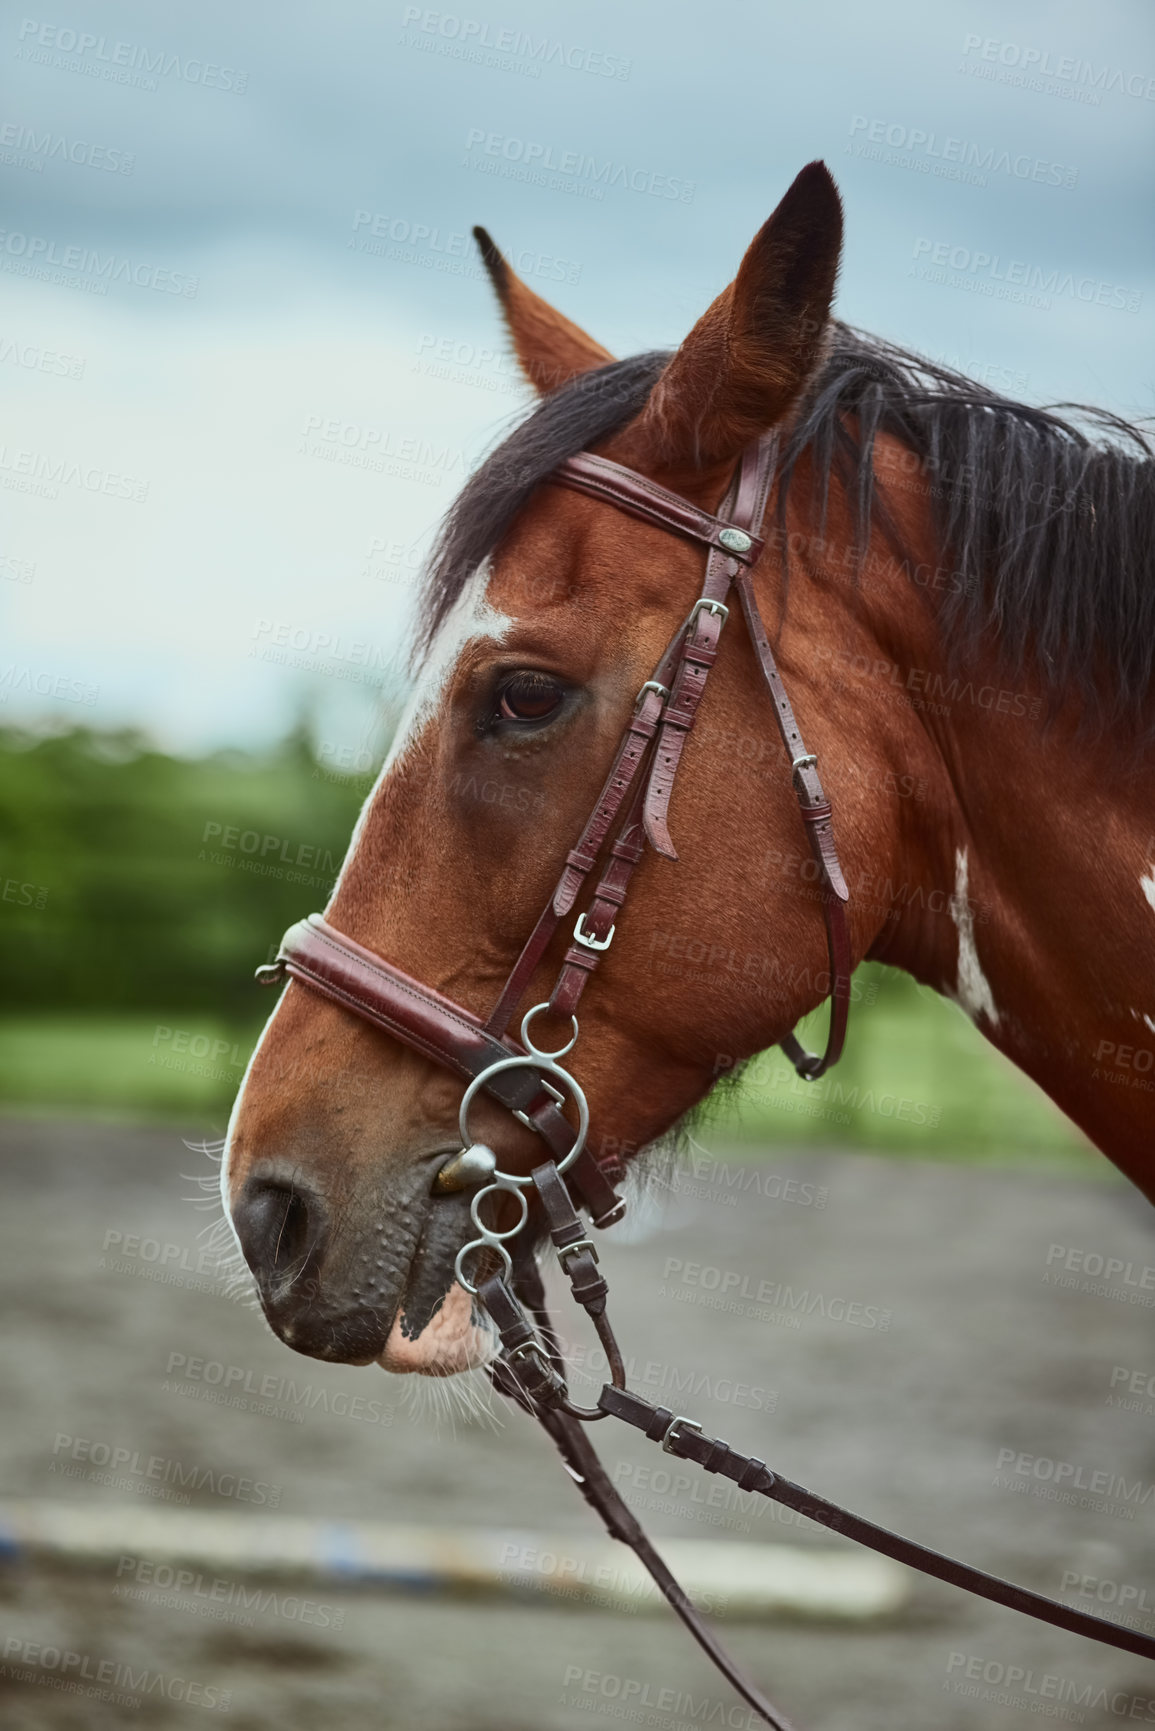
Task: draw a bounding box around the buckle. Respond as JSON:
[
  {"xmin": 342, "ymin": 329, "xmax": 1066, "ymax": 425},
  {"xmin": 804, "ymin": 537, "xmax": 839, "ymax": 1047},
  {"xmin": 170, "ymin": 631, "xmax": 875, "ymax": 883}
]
[
  {"xmin": 574, "ymin": 913, "xmax": 614, "ymax": 952},
  {"xmin": 662, "ymin": 1415, "xmax": 703, "ymax": 1455},
  {"xmin": 557, "ymin": 1236, "xmax": 599, "ymax": 1273},
  {"xmin": 689, "ymin": 598, "xmax": 729, "ymax": 627},
  {"xmin": 511, "ymin": 1076, "xmax": 566, "ymax": 1129},
  {"xmin": 791, "ymin": 752, "xmax": 818, "ymax": 773},
  {"xmin": 636, "ymin": 680, "xmax": 669, "ymax": 707},
  {"xmin": 506, "ymin": 1340, "xmax": 564, "ymax": 1396}
]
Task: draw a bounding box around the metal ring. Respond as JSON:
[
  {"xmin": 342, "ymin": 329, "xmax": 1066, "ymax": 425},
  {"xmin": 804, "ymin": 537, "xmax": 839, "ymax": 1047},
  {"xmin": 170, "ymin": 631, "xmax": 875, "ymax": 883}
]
[
  {"xmin": 458, "ymin": 1055, "xmax": 589, "ymax": 1181},
  {"xmin": 454, "ymin": 1235, "xmax": 512, "ymax": 1295},
  {"xmin": 521, "ymin": 1003, "xmax": 579, "ymax": 1059},
  {"xmin": 469, "ymin": 1181, "xmax": 529, "ymax": 1242}
]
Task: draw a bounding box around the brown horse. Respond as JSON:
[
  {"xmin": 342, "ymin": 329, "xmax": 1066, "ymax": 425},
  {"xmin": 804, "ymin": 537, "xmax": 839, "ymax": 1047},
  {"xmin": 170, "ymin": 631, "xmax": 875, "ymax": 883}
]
[{"xmin": 224, "ymin": 161, "xmax": 1155, "ymax": 1379}]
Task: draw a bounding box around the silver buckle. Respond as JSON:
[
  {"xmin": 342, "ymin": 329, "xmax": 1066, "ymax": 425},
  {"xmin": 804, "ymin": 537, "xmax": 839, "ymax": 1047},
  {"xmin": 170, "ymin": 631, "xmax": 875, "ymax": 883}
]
[
  {"xmin": 574, "ymin": 912, "xmax": 614, "ymax": 952},
  {"xmin": 636, "ymin": 680, "xmax": 669, "ymax": 707},
  {"xmin": 791, "ymin": 752, "xmax": 818, "ymax": 772},
  {"xmin": 662, "ymin": 1415, "xmax": 703, "ymax": 1455},
  {"xmin": 507, "ymin": 1339, "xmax": 561, "ymax": 1390},
  {"xmin": 689, "ymin": 598, "xmax": 729, "ymax": 627},
  {"xmin": 511, "ymin": 1077, "xmax": 566, "ymax": 1129},
  {"xmin": 558, "ymin": 1236, "xmax": 598, "ymax": 1273}
]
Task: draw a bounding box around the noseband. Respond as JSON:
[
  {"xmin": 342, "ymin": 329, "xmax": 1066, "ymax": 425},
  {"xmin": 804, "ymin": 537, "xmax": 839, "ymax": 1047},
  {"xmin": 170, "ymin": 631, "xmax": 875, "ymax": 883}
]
[{"xmin": 256, "ymin": 436, "xmax": 1154, "ymax": 1724}]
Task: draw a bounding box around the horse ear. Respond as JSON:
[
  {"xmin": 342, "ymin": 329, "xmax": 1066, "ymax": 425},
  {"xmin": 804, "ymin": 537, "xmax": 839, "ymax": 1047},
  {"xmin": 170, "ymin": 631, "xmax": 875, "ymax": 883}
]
[
  {"xmin": 473, "ymin": 226, "xmax": 614, "ymax": 394},
  {"xmin": 633, "ymin": 162, "xmax": 843, "ymax": 467}
]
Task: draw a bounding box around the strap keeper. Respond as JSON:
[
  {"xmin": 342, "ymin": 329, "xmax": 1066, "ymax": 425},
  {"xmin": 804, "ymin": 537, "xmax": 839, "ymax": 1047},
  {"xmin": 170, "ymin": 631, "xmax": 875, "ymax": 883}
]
[
  {"xmin": 645, "ymin": 1405, "xmax": 675, "ymax": 1444},
  {"xmin": 737, "ymin": 1457, "xmax": 769, "ymax": 1492},
  {"xmin": 703, "ymin": 1437, "xmax": 731, "ymax": 1474}
]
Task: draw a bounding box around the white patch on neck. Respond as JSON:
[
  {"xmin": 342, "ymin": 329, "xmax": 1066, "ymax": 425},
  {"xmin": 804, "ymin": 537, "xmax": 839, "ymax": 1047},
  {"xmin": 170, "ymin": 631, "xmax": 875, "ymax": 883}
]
[
  {"xmin": 328, "ymin": 561, "xmax": 512, "ymax": 901},
  {"xmin": 1140, "ymin": 869, "xmax": 1155, "ymax": 914},
  {"xmin": 949, "ymin": 846, "xmax": 1000, "ymax": 1027}
]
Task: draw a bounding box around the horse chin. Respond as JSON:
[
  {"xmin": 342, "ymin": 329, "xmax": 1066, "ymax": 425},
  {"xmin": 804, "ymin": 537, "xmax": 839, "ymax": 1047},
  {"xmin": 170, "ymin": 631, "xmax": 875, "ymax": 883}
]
[{"xmin": 376, "ymin": 1279, "xmax": 496, "ymax": 1377}]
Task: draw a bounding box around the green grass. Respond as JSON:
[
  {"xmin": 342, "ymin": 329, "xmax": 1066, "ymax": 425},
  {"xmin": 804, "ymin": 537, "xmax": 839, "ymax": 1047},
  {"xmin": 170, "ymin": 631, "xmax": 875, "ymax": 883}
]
[
  {"xmin": 704, "ymin": 967, "xmax": 1101, "ymax": 1174},
  {"xmin": 0, "ymin": 1013, "xmax": 262, "ymax": 1123},
  {"xmin": 0, "ymin": 969, "xmax": 1103, "ymax": 1175}
]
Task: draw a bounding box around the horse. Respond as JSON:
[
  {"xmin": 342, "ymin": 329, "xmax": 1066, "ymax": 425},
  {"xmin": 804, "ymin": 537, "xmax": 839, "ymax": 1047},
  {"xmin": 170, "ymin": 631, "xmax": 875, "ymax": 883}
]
[{"xmin": 221, "ymin": 159, "xmax": 1154, "ymax": 1386}]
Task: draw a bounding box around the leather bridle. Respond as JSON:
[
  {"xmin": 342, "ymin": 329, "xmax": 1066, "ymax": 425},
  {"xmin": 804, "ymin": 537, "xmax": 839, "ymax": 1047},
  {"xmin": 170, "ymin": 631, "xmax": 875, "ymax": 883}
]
[{"xmin": 255, "ymin": 434, "xmax": 1154, "ymax": 1725}]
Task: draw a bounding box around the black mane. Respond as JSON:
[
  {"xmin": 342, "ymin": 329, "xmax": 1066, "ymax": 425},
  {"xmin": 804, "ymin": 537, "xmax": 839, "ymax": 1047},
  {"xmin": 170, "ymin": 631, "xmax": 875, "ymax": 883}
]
[{"xmin": 419, "ymin": 326, "xmax": 1154, "ymax": 722}]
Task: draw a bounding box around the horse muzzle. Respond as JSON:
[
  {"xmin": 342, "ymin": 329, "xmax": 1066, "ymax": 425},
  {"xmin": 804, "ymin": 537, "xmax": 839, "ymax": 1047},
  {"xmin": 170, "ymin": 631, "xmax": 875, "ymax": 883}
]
[{"xmin": 230, "ymin": 1153, "xmax": 498, "ymax": 1374}]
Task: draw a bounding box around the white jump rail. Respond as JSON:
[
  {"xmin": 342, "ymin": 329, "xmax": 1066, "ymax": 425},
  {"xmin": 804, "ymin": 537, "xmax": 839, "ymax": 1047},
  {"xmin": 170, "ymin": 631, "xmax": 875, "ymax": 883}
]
[{"xmin": 0, "ymin": 1496, "xmax": 909, "ymax": 1622}]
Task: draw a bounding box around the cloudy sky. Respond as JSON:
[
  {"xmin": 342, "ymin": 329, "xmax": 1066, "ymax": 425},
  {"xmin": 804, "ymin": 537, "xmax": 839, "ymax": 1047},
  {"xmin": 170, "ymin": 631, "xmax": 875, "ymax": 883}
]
[{"xmin": 3, "ymin": 0, "xmax": 1152, "ymax": 754}]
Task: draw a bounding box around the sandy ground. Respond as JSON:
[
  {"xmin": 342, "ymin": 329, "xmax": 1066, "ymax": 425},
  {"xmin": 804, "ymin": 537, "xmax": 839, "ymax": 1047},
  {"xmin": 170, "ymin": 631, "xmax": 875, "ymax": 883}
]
[{"xmin": 1, "ymin": 1115, "xmax": 1153, "ymax": 1730}]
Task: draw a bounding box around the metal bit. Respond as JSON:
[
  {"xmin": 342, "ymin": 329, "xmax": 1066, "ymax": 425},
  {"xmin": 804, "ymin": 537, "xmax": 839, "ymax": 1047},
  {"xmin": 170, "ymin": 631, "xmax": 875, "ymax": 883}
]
[{"xmin": 434, "ymin": 1143, "xmax": 498, "ymax": 1194}]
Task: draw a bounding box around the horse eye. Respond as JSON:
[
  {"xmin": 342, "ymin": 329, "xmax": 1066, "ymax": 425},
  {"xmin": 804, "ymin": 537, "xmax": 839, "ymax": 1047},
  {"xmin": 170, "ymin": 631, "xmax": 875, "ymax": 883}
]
[{"xmin": 497, "ymin": 673, "xmax": 565, "ymax": 724}]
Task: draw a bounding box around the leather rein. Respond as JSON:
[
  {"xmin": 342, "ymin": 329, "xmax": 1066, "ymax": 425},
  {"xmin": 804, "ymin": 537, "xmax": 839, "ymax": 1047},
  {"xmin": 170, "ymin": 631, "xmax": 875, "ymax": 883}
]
[{"xmin": 256, "ymin": 435, "xmax": 1155, "ymax": 1725}]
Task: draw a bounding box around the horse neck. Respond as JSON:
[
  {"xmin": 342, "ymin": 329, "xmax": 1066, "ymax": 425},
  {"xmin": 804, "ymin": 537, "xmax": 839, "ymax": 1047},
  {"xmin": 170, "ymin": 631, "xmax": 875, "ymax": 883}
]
[{"xmin": 787, "ymin": 463, "xmax": 1155, "ymax": 1186}]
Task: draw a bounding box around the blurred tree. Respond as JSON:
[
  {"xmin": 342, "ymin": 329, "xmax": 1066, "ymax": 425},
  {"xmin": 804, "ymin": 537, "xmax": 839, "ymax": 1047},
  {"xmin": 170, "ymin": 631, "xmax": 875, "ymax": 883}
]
[{"xmin": 0, "ymin": 724, "xmax": 373, "ymax": 1015}]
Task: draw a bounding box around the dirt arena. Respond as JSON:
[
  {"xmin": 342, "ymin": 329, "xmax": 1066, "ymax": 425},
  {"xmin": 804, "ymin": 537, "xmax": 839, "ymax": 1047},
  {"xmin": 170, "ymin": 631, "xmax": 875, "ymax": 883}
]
[{"xmin": 1, "ymin": 1116, "xmax": 1153, "ymax": 1729}]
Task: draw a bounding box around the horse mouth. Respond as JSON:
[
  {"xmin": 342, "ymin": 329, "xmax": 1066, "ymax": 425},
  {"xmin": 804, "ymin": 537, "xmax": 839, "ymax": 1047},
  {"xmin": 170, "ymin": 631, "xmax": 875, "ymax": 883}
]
[
  {"xmin": 372, "ymin": 1190, "xmax": 499, "ymax": 1376},
  {"xmin": 377, "ymin": 1277, "xmax": 495, "ymax": 1376}
]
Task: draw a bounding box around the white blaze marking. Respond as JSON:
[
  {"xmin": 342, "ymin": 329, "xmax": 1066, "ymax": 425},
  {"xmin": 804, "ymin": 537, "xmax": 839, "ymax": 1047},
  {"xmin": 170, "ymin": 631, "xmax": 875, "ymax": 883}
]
[
  {"xmin": 1140, "ymin": 869, "xmax": 1155, "ymax": 914},
  {"xmin": 949, "ymin": 847, "xmax": 1000, "ymax": 1027},
  {"xmin": 222, "ymin": 563, "xmax": 512, "ymax": 1224},
  {"xmin": 220, "ymin": 994, "xmax": 286, "ymax": 1238},
  {"xmin": 328, "ymin": 561, "xmax": 512, "ymax": 902}
]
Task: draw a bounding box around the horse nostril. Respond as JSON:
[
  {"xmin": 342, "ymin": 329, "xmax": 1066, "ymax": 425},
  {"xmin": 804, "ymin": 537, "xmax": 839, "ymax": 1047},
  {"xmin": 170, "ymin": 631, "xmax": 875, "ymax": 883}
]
[{"xmin": 232, "ymin": 1175, "xmax": 328, "ymax": 1295}]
